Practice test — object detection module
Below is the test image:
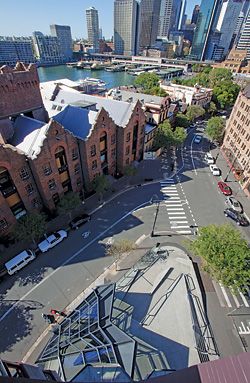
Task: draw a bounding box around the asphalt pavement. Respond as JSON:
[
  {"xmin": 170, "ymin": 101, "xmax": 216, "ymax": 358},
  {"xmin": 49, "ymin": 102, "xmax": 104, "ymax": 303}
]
[{"xmin": 0, "ymin": 121, "xmax": 249, "ymax": 363}]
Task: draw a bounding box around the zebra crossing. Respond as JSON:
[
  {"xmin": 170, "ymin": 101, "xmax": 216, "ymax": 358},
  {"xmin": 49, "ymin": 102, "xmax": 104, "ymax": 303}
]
[
  {"xmin": 160, "ymin": 179, "xmax": 193, "ymax": 235},
  {"xmin": 214, "ymin": 281, "xmax": 250, "ymax": 309}
]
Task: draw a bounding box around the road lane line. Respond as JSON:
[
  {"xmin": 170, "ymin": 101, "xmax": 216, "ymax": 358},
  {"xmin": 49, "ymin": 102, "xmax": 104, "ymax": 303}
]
[
  {"xmin": 176, "ymin": 230, "xmax": 192, "ymax": 234},
  {"xmin": 219, "ymin": 283, "xmax": 232, "ymax": 307},
  {"xmin": 0, "ymin": 200, "xmax": 151, "ymax": 323},
  {"xmin": 238, "ymin": 290, "xmax": 249, "ymax": 307}
]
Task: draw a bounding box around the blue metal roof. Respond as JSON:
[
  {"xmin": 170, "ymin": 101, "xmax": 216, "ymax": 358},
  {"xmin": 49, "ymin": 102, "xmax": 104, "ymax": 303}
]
[{"xmin": 52, "ymin": 105, "xmax": 97, "ymax": 140}]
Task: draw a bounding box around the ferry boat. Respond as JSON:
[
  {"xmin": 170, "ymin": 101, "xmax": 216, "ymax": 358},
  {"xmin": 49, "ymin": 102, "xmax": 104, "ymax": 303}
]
[{"xmin": 81, "ymin": 78, "xmax": 107, "ymax": 87}]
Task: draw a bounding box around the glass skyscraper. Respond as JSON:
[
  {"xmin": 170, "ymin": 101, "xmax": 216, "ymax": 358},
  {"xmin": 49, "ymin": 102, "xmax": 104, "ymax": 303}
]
[
  {"xmin": 191, "ymin": 0, "xmax": 221, "ymax": 60},
  {"xmin": 139, "ymin": 0, "xmax": 161, "ymax": 50}
]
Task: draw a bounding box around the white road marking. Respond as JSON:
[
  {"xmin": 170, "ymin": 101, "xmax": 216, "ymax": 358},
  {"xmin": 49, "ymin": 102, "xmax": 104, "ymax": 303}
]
[
  {"xmin": 176, "ymin": 230, "xmax": 192, "ymax": 234},
  {"xmin": 165, "ymin": 204, "xmax": 183, "ymax": 208},
  {"xmin": 238, "ymin": 290, "xmax": 249, "ymax": 307},
  {"xmin": 171, "ymin": 225, "xmax": 190, "ymax": 229},
  {"xmin": 231, "ymin": 292, "xmax": 240, "ymax": 308},
  {"xmin": 169, "ymin": 215, "xmax": 186, "ymax": 219},
  {"xmin": 219, "ymin": 283, "xmax": 232, "ymax": 307},
  {"xmin": 166, "ymin": 208, "xmax": 185, "ymax": 211},
  {"xmin": 170, "ymin": 221, "xmax": 188, "ymax": 224},
  {"xmin": 0, "ymin": 200, "xmax": 151, "ymax": 323}
]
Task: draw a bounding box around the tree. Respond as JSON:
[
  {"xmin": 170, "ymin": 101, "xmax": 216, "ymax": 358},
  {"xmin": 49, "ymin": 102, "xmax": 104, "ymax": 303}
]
[
  {"xmin": 92, "ymin": 174, "xmax": 110, "ymax": 202},
  {"xmin": 174, "ymin": 126, "xmax": 187, "ymax": 146},
  {"xmin": 57, "ymin": 192, "xmax": 81, "ymax": 220},
  {"xmin": 105, "ymin": 239, "xmax": 136, "ymax": 270},
  {"xmin": 13, "ymin": 212, "xmax": 47, "ymax": 246},
  {"xmin": 123, "ymin": 165, "xmax": 137, "ymax": 185},
  {"xmin": 175, "ymin": 113, "xmax": 190, "ymax": 128},
  {"xmin": 207, "ymin": 101, "xmax": 217, "ymax": 116},
  {"xmin": 186, "ymin": 105, "xmax": 205, "ymax": 122},
  {"xmin": 153, "ymin": 121, "xmax": 187, "ymax": 151},
  {"xmin": 134, "ymin": 72, "xmax": 160, "ymax": 91},
  {"xmin": 213, "ymin": 80, "xmax": 240, "ymax": 109},
  {"xmin": 153, "ymin": 120, "xmax": 174, "ymax": 150},
  {"xmin": 208, "ymin": 68, "xmax": 232, "ymax": 88},
  {"xmin": 188, "ymin": 224, "xmax": 250, "ymax": 292},
  {"xmin": 133, "ymin": 73, "xmax": 166, "ymax": 96},
  {"xmin": 205, "ymin": 116, "xmax": 225, "ymax": 143}
]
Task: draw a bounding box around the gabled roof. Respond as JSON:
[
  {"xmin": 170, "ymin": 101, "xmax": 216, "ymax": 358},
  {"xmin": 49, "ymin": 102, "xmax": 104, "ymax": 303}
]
[
  {"xmin": 52, "ymin": 105, "xmax": 97, "ymax": 140},
  {"xmin": 54, "ymin": 90, "xmax": 135, "ymax": 127},
  {"xmin": 11, "ymin": 116, "xmax": 49, "ymax": 159},
  {"xmin": 40, "ymin": 81, "xmax": 137, "ymax": 128}
]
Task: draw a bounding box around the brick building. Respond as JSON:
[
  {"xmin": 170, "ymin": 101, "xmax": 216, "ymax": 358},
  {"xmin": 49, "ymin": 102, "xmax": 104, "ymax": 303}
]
[
  {"xmin": 222, "ymin": 84, "xmax": 250, "ymax": 197},
  {"xmin": 0, "ymin": 66, "xmax": 146, "ymax": 235},
  {"xmin": 212, "ymin": 48, "xmax": 250, "ymax": 74}
]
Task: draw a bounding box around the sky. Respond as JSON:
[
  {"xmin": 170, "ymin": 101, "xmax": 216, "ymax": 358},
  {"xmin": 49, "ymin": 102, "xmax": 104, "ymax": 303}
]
[{"xmin": 0, "ymin": 0, "xmax": 200, "ymax": 40}]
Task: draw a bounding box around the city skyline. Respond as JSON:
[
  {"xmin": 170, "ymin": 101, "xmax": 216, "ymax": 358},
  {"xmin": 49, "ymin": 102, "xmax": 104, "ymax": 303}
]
[{"xmin": 1, "ymin": 0, "xmax": 200, "ymax": 39}]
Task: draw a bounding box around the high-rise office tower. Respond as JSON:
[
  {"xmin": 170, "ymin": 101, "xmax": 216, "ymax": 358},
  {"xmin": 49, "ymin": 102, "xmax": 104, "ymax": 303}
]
[
  {"xmin": 170, "ymin": 0, "xmax": 187, "ymax": 32},
  {"xmin": 191, "ymin": 5, "xmax": 200, "ymax": 25},
  {"xmin": 139, "ymin": 0, "xmax": 161, "ymax": 50},
  {"xmin": 86, "ymin": 7, "xmax": 99, "ymax": 52},
  {"xmin": 191, "ymin": 0, "xmax": 222, "ymax": 60},
  {"xmin": 158, "ymin": 0, "xmax": 173, "ymax": 38},
  {"xmin": 206, "ymin": 0, "xmax": 243, "ymax": 61},
  {"xmin": 237, "ymin": 8, "xmax": 250, "ymax": 59},
  {"xmin": 114, "ymin": 0, "xmax": 140, "ymax": 55},
  {"xmin": 50, "ymin": 24, "xmax": 72, "ymax": 61}
]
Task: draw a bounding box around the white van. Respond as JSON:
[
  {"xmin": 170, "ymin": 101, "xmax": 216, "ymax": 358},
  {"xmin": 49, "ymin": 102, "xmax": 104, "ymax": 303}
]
[{"xmin": 5, "ymin": 250, "xmax": 36, "ymax": 275}]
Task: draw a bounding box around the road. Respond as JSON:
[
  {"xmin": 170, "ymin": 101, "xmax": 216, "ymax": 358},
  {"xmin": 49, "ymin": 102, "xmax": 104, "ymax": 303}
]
[{"xmin": 0, "ymin": 123, "xmax": 249, "ymax": 362}]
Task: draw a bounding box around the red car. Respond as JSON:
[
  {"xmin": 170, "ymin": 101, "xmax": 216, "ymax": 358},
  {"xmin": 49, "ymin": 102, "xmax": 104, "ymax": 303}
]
[{"xmin": 218, "ymin": 181, "xmax": 232, "ymax": 195}]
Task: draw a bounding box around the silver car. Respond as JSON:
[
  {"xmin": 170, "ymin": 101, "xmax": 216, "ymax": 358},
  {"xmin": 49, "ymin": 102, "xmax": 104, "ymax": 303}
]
[{"xmin": 225, "ymin": 196, "xmax": 243, "ymax": 213}]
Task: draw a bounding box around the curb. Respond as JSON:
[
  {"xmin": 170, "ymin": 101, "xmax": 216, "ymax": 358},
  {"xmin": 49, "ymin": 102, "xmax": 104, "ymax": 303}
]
[{"xmin": 22, "ymin": 234, "xmax": 149, "ymax": 363}]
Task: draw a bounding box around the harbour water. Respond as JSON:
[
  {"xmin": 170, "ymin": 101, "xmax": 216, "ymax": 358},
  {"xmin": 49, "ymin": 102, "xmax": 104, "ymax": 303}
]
[{"xmin": 38, "ymin": 65, "xmax": 135, "ymax": 89}]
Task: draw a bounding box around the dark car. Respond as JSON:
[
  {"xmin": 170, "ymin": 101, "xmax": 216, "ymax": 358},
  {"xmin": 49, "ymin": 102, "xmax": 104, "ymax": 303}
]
[
  {"xmin": 70, "ymin": 214, "xmax": 91, "ymax": 229},
  {"xmin": 218, "ymin": 181, "xmax": 232, "ymax": 196},
  {"xmin": 224, "ymin": 208, "xmax": 249, "ymax": 226}
]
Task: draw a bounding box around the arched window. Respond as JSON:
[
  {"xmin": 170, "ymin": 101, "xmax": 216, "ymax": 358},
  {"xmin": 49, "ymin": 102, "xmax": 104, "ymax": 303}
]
[{"xmin": 55, "ymin": 146, "xmax": 67, "ymax": 171}]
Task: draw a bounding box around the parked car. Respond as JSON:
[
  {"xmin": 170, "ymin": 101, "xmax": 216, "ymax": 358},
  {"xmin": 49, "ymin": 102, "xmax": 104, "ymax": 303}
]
[
  {"xmin": 226, "ymin": 196, "xmax": 243, "ymax": 213},
  {"xmin": 209, "ymin": 164, "xmax": 221, "ymax": 176},
  {"xmin": 205, "ymin": 153, "xmax": 215, "ymax": 164},
  {"xmin": 224, "ymin": 208, "xmax": 248, "ymax": 226},
  {"xmin": 218, "ymin": 181, "xmax": 232, "ymax": 196},
  {"xmin": 70, "ymin": 214, "xmax": 91, "ymax": 229},
  {"xmin": 38, "ymin": 230, "xmax": 68, "ymax": 253},
  {"xmin": 194, "ymin": 134, "xmax": 202, "ymax": 144}
]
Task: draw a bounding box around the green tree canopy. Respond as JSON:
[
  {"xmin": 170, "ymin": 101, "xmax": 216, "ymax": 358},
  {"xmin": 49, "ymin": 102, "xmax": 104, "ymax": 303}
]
[
  {"xmin": 208, "ymin": 68, "xmax": 232, "ymax": 87},
  {"xmin": 212, "ymin": 80, "xmax": 240, "ymax": 109},
  {"xmin": 13, "ymin": 212, "xmax": 47, "ymax": 246},
  {"xmin": 92, "ymin": 174, "xmax": 110, "ymax": 202},
  {"xmin": 207, "ymin": 101, "xmax": 217, "ymax": 116},
  {"xmin": 57, "ymin": 192, "xmax": 81, "ymax": 219},
  {"xmin": 189, "ymin": 224, "xmax": 250, "ymax": 292},
  {"xmin": 175, "ymin": 113, "xmax": 190, "ymax": 128},
  {"xmin": 186, "ymin": 105, "xmax": 205, "ymax": 122},
  {"xmin": 205, "ymin": 116, "xmax": 225, "ymax": 143},
  {"xmin": 133, "ymin": 73, "xmax": 166, "ymax": 96},
  {"xmin": 153, "ymin": 120, "xmax": 187, "ymax": 150}
]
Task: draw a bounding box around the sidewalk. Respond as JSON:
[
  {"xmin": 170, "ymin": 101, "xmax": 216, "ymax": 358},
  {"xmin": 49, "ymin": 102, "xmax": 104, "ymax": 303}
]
[
  {"xmin": 211, "ymin": 146, "xmax": 250, "ymax": 219},
  {"xmin": 0, "ymin": 159, "xmax": 165, "ymax": 269}
]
